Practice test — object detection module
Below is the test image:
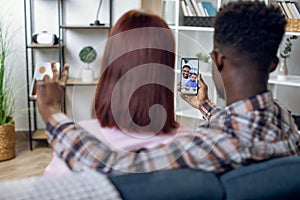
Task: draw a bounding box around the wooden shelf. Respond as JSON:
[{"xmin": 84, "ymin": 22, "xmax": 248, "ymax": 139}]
[
  {"xmin": 29, "ymin": 96, "xmax": 37, "ymax": 101},
  {"xmin": 60, "ymin": 24, "xmax": 111, "ymax": 29},
  {"xmin": 27, "ymin": 43, "xmax": 60, "ymax": 48},
  {"xmin": 32, "ymin": 130, "xmax": 47, "ymax": 140},
  {"xmin": 66, "ymin": 77, "xmax": 98, "ymax": 86}
]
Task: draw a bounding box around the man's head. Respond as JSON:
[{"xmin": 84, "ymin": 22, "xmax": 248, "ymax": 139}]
[
  {"xmin": 182, "ymin": 65, "xmax": 191, "ymax": 79},
  {"xmin": 213, "ymin": 0, "xmax": 286, "ymax": 69},
  {"xmin": 210, "ymin": 0, "xmax": 286, "ymax": 101}
]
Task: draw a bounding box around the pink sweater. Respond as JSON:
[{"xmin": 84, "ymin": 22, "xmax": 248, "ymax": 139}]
[{"xmin": 44, "ymin": 119, "xmax": 193, "ymax": 176}]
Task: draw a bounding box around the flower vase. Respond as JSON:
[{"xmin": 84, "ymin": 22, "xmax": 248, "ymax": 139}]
[
  {"xmin": 82, "ymin": 68, "xmax": 94, "ymax": 82},
  {"xmin": 277, "ymin": 57, "xmax": 288, "ymax": 81}
]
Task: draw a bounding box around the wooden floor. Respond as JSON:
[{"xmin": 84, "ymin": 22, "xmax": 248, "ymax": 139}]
[{"xmin": 0, "ymin": 131, "xmax": 53, "ymax": 182}]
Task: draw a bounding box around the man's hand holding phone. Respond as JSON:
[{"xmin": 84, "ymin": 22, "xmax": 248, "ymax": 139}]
[
  {"xmin": 178, "ymin": 73, "xmax": 209, "ymax": 110},
  {"xmin": 180, "ymin": 58, "xmax": 199, "ymax": 96}
]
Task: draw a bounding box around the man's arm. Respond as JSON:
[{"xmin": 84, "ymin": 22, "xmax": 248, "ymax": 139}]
[
  {"xmin": 46, "ymin": 112, "xmax": 233, "ymax": 175},
  {"xmin": 38, "ymin": 63, "xmax": 231, "ymax": 175},
  {"xmin": 179, "ymin": 74, "xmax": 218, "ymax": 120}
]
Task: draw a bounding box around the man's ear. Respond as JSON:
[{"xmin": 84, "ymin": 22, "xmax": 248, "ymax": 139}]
[
  {"xmin": 215, "ymin": 51, "xmax": 224, "ymax": 72},
  {"xmin": 211, "ymin": 50, "xmax": 223, "ymax": 72},
  {"xmin": 269, "ymin": 57, "xmax": 279, "ymax": 73}
]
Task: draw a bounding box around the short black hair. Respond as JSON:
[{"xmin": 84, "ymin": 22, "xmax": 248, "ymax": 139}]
[
  {"xmin": 214, "ymin": 0, "xmax": 286, "ymax": 66},
  {"xmin": 182, "ymin": 65, "xmax": 191, "ymax": 69}
]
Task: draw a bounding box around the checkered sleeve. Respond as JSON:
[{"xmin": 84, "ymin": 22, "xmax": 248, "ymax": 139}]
[
  {"xmin": 199, "ymin": 100, "xmax": 218, "ymax": 120},
  {"xmin": 46, "ymin": 113, "xmax": 233, "ymax": 175}
]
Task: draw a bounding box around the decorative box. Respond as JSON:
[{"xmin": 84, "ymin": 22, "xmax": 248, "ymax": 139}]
[
  {"xmin": 286, "ymin": 19, "xmax": 300, "ymax": 32},
  {"xmin": 183, "ymin": 16, "xmax": 215, "ymax": 27}
]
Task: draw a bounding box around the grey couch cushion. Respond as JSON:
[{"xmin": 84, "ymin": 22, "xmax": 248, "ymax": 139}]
[
  {"xmin": 220, "ymin": 156, "xmax": 300, "ymax": 200},
  {"xmin": 109, "ymin": 168, "xmax": 224, "ymax": 200},
  {"xmin": 0, "ymin": 170, "xmax": 121, "ymax": 200}
]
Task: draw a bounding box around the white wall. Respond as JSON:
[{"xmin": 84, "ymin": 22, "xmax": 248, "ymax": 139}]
[
  {"xmin": 0, "ymin": 0, "xmax": 300, "ymax": 131},
  {"xmin": 0, "ymin": 0, "xmax": 140, "ymax": 130},
  {"xmin": 0, "ymin": 0, "xmax": 28, "ymax": 130}
]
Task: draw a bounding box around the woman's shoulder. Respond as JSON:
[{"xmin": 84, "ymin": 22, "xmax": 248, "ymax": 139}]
[{"xmin": 77, "ymin": 120, "xmax": 194, "ymax": 151}]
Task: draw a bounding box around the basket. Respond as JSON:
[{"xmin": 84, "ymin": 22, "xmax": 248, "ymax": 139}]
[
  {"xmin": 0, "ymin": 122, "xmax": 16, "ymax": 161},
  {"xmin": 286, "ymin": 19, "xmax": 300, "ymax": 32},
  {"xmin": 183, "ymin": 16, "xmax": 215, "ymax": 27}
]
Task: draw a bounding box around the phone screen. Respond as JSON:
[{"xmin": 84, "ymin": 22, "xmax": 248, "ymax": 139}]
[{"xmin": 180, "ymin": 58, "xmax": 199, "ymax": 96}]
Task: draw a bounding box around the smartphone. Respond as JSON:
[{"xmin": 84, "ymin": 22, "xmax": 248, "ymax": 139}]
[{"xmin": 180, "ymin": 58, "xmax": 199, "ymax": 96}]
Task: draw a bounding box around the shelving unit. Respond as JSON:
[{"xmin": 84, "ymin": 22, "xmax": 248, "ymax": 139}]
[
  {"xmin": 269, "ymin": 75, "xmax": 300, "ymax": 87},
  {"xmin": 24, "ymin": 0, "xmax": 62, "ymax": 150},
  {"xmin": 66, "ymin": 78, "xmax": 98, "ymax": 86},
  {"xmin": 23, "ymin": 0, "xmax": 300, "ymax": 148},
  {"xmin": 24, "ymin": 0, "xmax": 113, "ymax": 150},
  {"xmin": 159, "ymin": 0, "xmax": 300, "ymax": 123}
]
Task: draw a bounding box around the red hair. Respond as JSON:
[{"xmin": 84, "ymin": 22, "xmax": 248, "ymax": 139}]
[{"xmin": 94, "ymin": 10, "xmax": 178, "ymax": 134}]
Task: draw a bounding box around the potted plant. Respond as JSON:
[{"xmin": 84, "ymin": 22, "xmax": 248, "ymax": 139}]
[
  {"xmin": 0, "ymin": 18, "xmax": 15, "ymax": 161},
  {"xmin": 196, "ymin": 52, "xmax": 211, "ymax": 72},
  {"xmin": 278, "ymin": 35, "xmax": 298, "ymax": 80},
  {"xmin": 79, "ymin": 46, "xmax": 97, "ymax": 82}
]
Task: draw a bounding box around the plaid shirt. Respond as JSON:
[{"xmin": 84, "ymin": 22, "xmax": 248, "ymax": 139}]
[{"xmin": 46, "ymin": 91, "xmax": 300, "ymax": 175}]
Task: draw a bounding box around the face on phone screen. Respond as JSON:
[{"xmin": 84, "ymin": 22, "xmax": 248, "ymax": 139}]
[{"xmin": 180, "ymin": 58, "xmax": 199, "ymax": 95}]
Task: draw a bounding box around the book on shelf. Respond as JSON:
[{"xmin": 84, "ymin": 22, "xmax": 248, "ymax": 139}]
[
  {"xmin": 203, "ymin": 7, "xmax": 209, "ymax": 16},
  {"xmin": 201, "ymin": 1, "xmax": 217, "ymax": 16},
  {"xmin": 276, "ymin": 1, "xmax": 300, "ymax": 19},
  {"xmin": 197, "ymin": 1, "xmax": 207, "ymax": 16},
  {"xmin": 181, "ymin": 0, "xmax": 217, "ymax": 17},
  {"xmin": 294, "ymin": 1, "xmax": 300, "ymax": 15},
  {"xmin": 281, "ymin": 1, "xmax": 294, "ymax": 18},
  {"xmin": 286, "ymin": 2, "xmax": 298, "ymax": 18},
  {"xmin": 181, "ymin": 0, "xmax": 189, "ymax": 16},
  {"xmin": 184, "ymin": 0, "xmax": 197, "ymax": 16},
  {"xmin": 191, "ymin": 0, "xmax": 202, "ymax": 16},
  {"xmin": 277, "ymin": 1, "xmax": 289, "ymax": 18},
  {"xmin": 289, "ymin": 1, "xmax": 300, "ymax": 19}
]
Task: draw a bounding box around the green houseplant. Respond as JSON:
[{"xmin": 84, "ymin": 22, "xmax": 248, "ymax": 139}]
[
  {"xmin": 280, "ymin": 35, "xmax": 298, "ymax": 58},
  {"xmin": 0, "ymin": 18, "xmax": 15, "ymax": 161},
  {"xmin": 278, "ymin": 35, "xmax": 298, "ymax": 81},
  {"xmin": 196, "ymin": 52, "xmax": 210, "ymax": 63},
  {"xmin": 79, "ymin": 46, "xmax": 97, "ymax": 69},
  {"xmin": 196, "ymin": 52, "xmax": 211, "ymax": 72},
  {"xmin": 79, "ymin": 46, "xmax": 97, "ymax": 82}
]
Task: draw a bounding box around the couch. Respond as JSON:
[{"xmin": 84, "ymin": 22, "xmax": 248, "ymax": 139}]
[
  {"xmin": 1, "ymin": 156, "xmax": 300, "ymax": 200},
  {"xmin": 109, "ymin": 156, "xmax": 300, "ymax": 200}
]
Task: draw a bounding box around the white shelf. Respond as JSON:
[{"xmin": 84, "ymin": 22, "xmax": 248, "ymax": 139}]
[
  {"xmin": 268, "ymin": 75, "xmax": 300, "ymax": 87},
  {"xmin": 176, "ymin": 107, "xmax": 203, "ymax": 119},
  {"xmin": 285, "ymin": 32, "xmax": 300, "ymax": 36},
  {"xmin": 201, "ymin": 72, "xmax": 212, "ymax": 77},
  {"xmin": 177, "ymin": 26, "xmax": 214, "ymax": 32},
  {"xmin": 175, "ymin": 69, "xmax": 211, "ymax": 76}
]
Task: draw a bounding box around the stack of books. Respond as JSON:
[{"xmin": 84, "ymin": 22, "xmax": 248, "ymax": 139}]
[
  {"xmin": 181, "ymin": 0, "xmax": 217, "ymax": 17},
  {"xmin": 275, "ymin": 1, "xmax": 300, "ymax": 32},
  {"xmin": 276, "ymin": 1, "xmax": 300, "ymax": 19}
]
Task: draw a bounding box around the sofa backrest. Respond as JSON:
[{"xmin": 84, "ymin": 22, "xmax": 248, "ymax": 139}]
[
  {"xmin": 1, "ymin": 156, "xmax": 300, "ymax": 200},
  {"xmin": 109, "ymin": 168, "xmax": 224, "ymax": 200},
  {"xmin": 220, "ymin": 156, "xmax": 300, "ymax": 200},
  {"xmin": 110, "ymin": 156, "xmax": 300, "ymax": 200}
]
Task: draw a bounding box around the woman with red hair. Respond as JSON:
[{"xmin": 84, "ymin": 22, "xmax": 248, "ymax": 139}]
[{"xmin": 44, "ymin": 10, "xmax": 192, "ymax": 176}]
